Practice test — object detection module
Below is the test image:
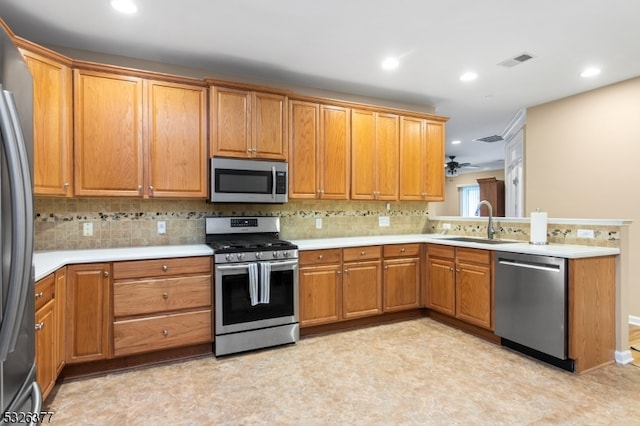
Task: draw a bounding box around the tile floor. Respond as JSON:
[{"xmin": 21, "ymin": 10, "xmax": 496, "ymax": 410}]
[{"xmin": 44, "ymin": 319, "xmax": 640, "ymax": 425}]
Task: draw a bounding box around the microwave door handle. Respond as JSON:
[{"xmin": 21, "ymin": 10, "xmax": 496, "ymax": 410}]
[{"xmin": 272, "ymin": 166, "xmax": 276, "ymax": 200}]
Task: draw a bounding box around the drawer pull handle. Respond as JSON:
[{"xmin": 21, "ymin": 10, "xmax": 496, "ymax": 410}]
[
  {"xmin": 162, "ymin": 265, "xmax": 168, "ymax": 272},
  {"xmin": 162, "ymin": 292, "xmax": 169, "ymax": 299},
  {"xmin": 35, "ymin": 292, "xmax": 44, "ymax": 298},
  {"xmin": 162, "ymin": 329, "xmax": 169, "ymax": 336},
  {"xmin": 35, "ymin": 323, "xmax": 44, "ymax": 331},
  {"xmin": 318, "ymin": 254, "xmax": 324, "ymax": 260}
]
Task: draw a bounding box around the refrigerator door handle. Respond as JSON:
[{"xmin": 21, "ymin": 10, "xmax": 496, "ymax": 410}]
[{"xmin": 0, "ymin": 86, "xmax": 30, "ymax": 361}]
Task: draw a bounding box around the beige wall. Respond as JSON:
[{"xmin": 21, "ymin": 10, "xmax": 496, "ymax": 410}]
[
  {"xmin": 526, "ymin": 77, "xmax": 640, "ymax": 317},
  {"xmin": 429, "ymin": 169, "xmax": 505, "ymax": 216}
]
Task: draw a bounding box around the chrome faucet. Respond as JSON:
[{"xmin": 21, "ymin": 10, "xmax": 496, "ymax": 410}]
[{"xmin": 478, "ymin": 200, "xmax": 496, "ymax": 240}]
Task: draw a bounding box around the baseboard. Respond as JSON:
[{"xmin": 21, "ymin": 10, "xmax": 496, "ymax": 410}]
[
  {"xmin": 629, "ymin": 315, "xmax": 640, "ymax": 326},
  {"xmin": 615, "ymin": 350, "xmax": 634, "ymax": 365}
]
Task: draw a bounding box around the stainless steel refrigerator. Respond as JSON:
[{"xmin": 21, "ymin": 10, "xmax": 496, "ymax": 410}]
[{"xmin": 0, "ymin": 24, "xmax": 41, "ymax": 424}]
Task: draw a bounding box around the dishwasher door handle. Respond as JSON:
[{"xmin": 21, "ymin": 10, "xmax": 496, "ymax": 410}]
[{"xmin": 498, "ymin": 259, "xmax": 561, "ymax": 273}]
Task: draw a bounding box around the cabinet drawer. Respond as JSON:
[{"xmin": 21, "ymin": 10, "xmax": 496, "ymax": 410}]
[
  {"xmin": 113, "ymin": 275, "xmax": 212, "ymax": 317},
  {"xmin": 113, "ymin": 256, "xmax": 211, "ymax": 279},
  {"xmin": 456, "ymin": 247, "xmax": 491, "ymax": 265},
  {"xmin": 427, "ymin": 244, "xmax": 455, "ymax": 259},
  {"xmin": 343, "ymin": 246, "xmax": 381, "ymax": 262},
  {"xmin": 299, "ymin": 249, "xmax": 342, "ymax": 266},
  {"xmin": 35, "ymin": 273, "xmax": 55, "ymax": 311},
  {"xmin": 113, "ymin": 309, "xmax": 212, "ymax": 357},
  {"xmin": 384, "ymin": 243, "xmax": 421, "ymax": 258}
]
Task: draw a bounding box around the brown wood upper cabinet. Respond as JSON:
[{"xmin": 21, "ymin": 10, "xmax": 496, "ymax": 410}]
[
  {"xmin": 210, "ymin": 86, "xmax": 287, "ymax": 160},
  {"xmin": 289, "ymin": 100, "xmax": 350, "ymax": 199},
  {"xmin": 74, "ymin": 68, "xmax": 207, "ymax": 198},
  {"xmin": 20, "ymin": 46, "xmax": 73, "ymax": 197},
  {"xmin": 351, "ymin": 110, "xmax": 399, "ymax": 200},
  {"xmin": 399, "ymin": 117, "xmax": 445, "ymax": 201}
]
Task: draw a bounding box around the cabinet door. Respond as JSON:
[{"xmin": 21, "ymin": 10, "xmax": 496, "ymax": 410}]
[
  {"xmin": 66, "ymin": 264, "xmax": 112, "ymax": 363},
  {"xmin": 343, "ymin": 260, "xmax": 382, "ymax": 319},
  {"xmin": 146, "ymin": 80, "xmax": 207, "ymax": 198},
  {"xmin": 425, "ymin": 120, "xmax": 445, "ymax": 201},
  {"xmin": 74, "ymin": 70, "xmax": 144, "ymax": 196},
  {"xmin": 54, "ymin": 268, "xmax": 66, "ymax": 375},
  {"xmin": 426, "ymin": 257, "xmax": 456, "ymax": 316},
  {"xmin": 399, "ymin": 116, "xmax": 425, "ymax": 200},
  {"xmin": 455, "ymin": 261, "xmax": 492, "ymax": 329},
  {"xmin": 253, "ymin": 92, "xmax": 287, "ymax": 160},
  {"xmin": 21, "ymin": 49, "xmax": 73, "ymax": 196},
  {"xmin": 383, "ymin": 257, "xmax": 421, "ymax": 312},
  {"xmin": 299, "ymin": 264, "xmax": 342, "ymax": 326},
  {"xmin": 351, "ymin": 110, "xmax": 376, "ymax": 199},
  {"xmin": 35, "ymin": 299, "xmax": 56, "ymax": 400},
  {"xmin": 375, "ymin": 113, "xmax": 399, "ymax": 200},
  {"xmin": 289, "ymin": 100, "xmax": 319, "ymax": 198},
  {"xmin": 320, "ymin": 105, "xmax": 350, "ymax": 199},
  {"xmin": 211, "ymin": 86, "xmax": 251, "ymax": 158}
]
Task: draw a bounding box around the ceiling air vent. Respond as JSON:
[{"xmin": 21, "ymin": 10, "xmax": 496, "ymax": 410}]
[
  {"xmin": 498, "ymin": 52, "xmax": 535, "ymax": 68},
  {"xmin": 473, "ymin": 135, "xmax": 504, "ymax": 143}
]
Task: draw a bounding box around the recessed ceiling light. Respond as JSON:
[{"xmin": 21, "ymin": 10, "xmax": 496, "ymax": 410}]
[
  {"xmin": 111, "ymin": 0, "xmax": 138, "ymax": 14},
  {"xmin": 381, "ymin": 57, "xmax": 400, "ymax": 71},
  {"xmin": 580, "ymin": 67, "xmax": 601, "ymax": 78},
  {"xmin": 451, "ymin": 140, "xmax": 461, "ymax": 145},
  {"xmin": 460, "ymin": 71, "xmax": 478, "ymax": 82}
]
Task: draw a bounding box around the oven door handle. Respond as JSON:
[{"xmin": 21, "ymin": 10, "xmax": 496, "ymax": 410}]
[
  {"xmin": 268, "ymin": 260, "xmax": 299, "ymax": 268},
  {"xmin": 216, "ymin": 264, "xmax": 252, "ymax": 271}
]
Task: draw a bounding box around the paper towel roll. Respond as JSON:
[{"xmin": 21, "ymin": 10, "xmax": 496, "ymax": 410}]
[{"xmin": 530, "ymin": 211, "xmax": 548, "ymax": 245}]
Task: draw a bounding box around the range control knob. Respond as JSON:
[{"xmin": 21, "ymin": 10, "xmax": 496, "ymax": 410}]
[
  {"xmin": 255, "ymin": 252, "xmax": 263, "ymax": 259},
  {"xmin": 282, "ymin": 251, "xmax": 290, "ymax": 258},
  {"xmin": 237, "ymin": 253, "xmax": 245, "ymax": 261},
  {"xmin": 225, "ymin": 254, "xmax": 235, "ymax": 262},
  {"xmin": 272, "ymin": 251, "xmax": 280, "ymax": 258}
]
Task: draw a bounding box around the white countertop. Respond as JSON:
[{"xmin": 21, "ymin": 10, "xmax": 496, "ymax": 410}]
[
  {"xmin": 290, "ymin": 234, "xmax": 620, "ymax": 259},
  {"xmin": 33, "ymin": 245, "xmax": 213, "ymax": 281},
  {"xmin": 33, "ymin": 235, "xmax": 620, "ymax": 281}
]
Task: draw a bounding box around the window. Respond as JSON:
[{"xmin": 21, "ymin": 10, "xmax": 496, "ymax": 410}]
[{"xmin": 459, "ymin": 185, "xmax": 480, "ymax": 217}]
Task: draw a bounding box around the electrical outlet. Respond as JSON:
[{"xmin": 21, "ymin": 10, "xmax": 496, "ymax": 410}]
[
  {"xmin": 83, "ymin": 222, "xmax": 93, "ymax": 237},
  {"xmin": 442, "ymin": 223, "xmax": 452, "ymax": 230},
  {"xmin": 157, "ymin": 221, "xmax": 167, "ymax": 234},
  {"xmin": 315, "ymin": 218, "xmax": 323, "ymax": 229},
  {"xmin": 577, "ymin": 229, "xmax": 595, "ymax": 239},
  {"xmin": 379, "ymin": 216, "xmax": 390, "ymax": 227}
]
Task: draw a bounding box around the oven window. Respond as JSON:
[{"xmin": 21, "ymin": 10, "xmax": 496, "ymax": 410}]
[
  {"xmin": 221, "ymin": 269, "xmax": 294, "ymax": 325},
  {"xmin": 215, "ymin": 168, "xmax": 273, "ymax": 194}
]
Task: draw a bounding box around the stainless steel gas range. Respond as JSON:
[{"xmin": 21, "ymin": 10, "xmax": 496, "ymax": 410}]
[{"xmin": 205, "ymin": 216, "xmax": 299, "ymax": 356}]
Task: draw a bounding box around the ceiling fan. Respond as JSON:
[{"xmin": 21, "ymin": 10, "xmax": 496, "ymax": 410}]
[{"xmin": 445, "ymin": 155, "xmax": 477, "ymax": 176}]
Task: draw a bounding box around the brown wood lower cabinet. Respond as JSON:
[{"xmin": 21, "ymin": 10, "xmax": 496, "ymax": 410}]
[
  {"xmin": 299, "ymin": 249, "xmax": 343, "ymax": 327},
  {"xmin": 426, "ymin": 244, "xmax": 493, "ymax": 330},
  {"xmin": 34, "ymin": 274, "xmax": 56, "ymax": 400},
  {"xmin": 342, "ymin": 246, "xmax": 382, "ymax": 319},
  {"xmin": 66, "ymin": 263, "xmax": 112, "ymax": 364},
  {"xmin": 111, "ymin": 256, "xmax": 213, "ymax": 357},
  {"xmin": 383, "ymin": 244, "xmax": 421, "ymax": 312}
]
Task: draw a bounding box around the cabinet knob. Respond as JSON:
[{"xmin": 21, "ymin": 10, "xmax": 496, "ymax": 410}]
[
  {"xmin": 456, "ymin": 269, "xmax": 461, "ymax": 273},
  {"xmin": 162, "ymin": 265, "xmax": 168, "ymax": 271},
  {"xmin": 400, "ymin": 248, "xmax": 405, "ymax": 252},
  {"xmin": 384, "ymin": 266, "xmax": 388, "ymax": 270},
  {"xmin": 449, "ymin": 267, "xmax": 454, "ymax": 272},
  {"xmin": 162, "ymin": 329, "xmax": 169, "ymax": 336},
  {"xmin": 137, "ymin": 185, "xmax": 142, "ymax": 192},
  {"xmin": 35, "ymin": 292, "xmax": 44, "ymax": 299},
  {"xmin": 35, "ymin": 322, "xmax": 44, "ymax": 331},
  {"xmin": 318, "ymin": 254, "xmax": 324, "ymax": 260},
  {"xmin": 63, "ymin": 182, "xmax": 70, "ymax": 190},
  {"xmin": 163, "ymin": 292, "xmax": 169, "ymax": 299},
  {"xmin": 149, "ymin": 185, "xmax": 154, "ymax": 193},
  {"xmin": 360, "ymin": 251, "xmax": 366, "ymax": 255},
  {"xmin": 336, "ymin": 270, "xmax": 342, "ymax": 275},
  {"xmin": 344, "ymin": 269, "xmax": 349, "ymax": 274},
  {"xmin": 103, "ymin": 271, "xmax": 109, "ymax": 277}
]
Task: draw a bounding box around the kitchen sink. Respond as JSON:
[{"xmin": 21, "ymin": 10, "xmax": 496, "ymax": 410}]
[{"xmin": 436, "ymin": 237, "xmax": 521, "ymax": 245}]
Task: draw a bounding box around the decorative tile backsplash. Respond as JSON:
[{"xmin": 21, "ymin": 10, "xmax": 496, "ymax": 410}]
[{"xmin": 34, "ymin": 198, "xmax": 431, "ymax": 251}]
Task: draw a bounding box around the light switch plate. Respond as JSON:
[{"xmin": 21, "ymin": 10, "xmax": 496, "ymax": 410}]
[
  {"xmin": 442, "ymin": 223, "xmax": 452, "ymax": 230},
  {"xmin": 379, "ymin": 216, "xmax": 390, "ymax": 227},
  {"xmin": 315, "ymin": 218, "xmax": 323, "ymax": 229},
  {"xmin": 577, "ymin": 229, "xmax": 594, "ymax": 238},
  {"xmin": 157, "ymin": 221, "xmax": 167, "ymax": 234},
  {"xmin": 83, "ymin": 222, "xmax": 93, "ymax": 237}
]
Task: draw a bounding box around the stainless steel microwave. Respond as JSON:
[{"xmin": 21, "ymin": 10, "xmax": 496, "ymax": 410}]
[{"xmin": 210, "ymin": 157, "xmax": 288, "ymax": 203}]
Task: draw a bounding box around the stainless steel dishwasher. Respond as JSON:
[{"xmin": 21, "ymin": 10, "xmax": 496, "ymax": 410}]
[{"xmin": 494, "ymin": 251, "xmax": 573, "ymax": 371}]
